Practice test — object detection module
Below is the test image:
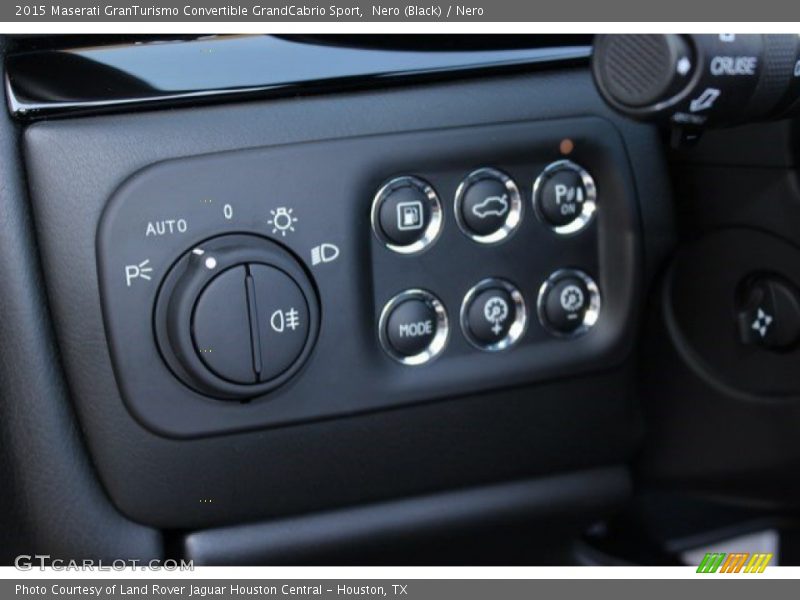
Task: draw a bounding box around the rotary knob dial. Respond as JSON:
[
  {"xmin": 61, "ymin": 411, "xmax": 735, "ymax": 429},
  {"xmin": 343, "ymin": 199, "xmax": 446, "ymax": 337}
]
[{"xmin": 154, "ymin": 234, "xmax": 319, "ymax": 400}]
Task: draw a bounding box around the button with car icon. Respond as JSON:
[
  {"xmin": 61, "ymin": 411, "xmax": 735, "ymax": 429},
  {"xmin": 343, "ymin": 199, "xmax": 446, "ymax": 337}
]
[
  {"xmin": 471, "ymin": 194, "xmax": 509, "ymax": 219},
  {"xmin": 455, "ymin": 168, "xmax": 522, "ymax": 244}
]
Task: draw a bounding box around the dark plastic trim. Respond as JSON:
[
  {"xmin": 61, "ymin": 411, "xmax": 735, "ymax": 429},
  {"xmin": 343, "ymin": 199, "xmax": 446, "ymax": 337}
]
[
  {"xmin": 183, "ymin": 467, "xmax": 631, "ymax": 565},
  {"xmin": 0, "ymin": 38, "xmax": 161, "ymax": 562}
]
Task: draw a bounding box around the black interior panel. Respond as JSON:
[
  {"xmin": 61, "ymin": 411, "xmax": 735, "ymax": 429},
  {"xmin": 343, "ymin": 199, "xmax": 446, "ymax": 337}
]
[
  {"xmin": 23, "ymin": 68, "xmax": 667, "ymax": 530},
  {"xmin": 0, "ymin": 40, "xmax": 161, "ymax": 561},
  {"xmin": 183, "ymin": 467, "xmax": 630, "ymax": 565},
  {"xmin": 9, "ymin": 32, "xmax": 800, "ymax": 567},
  {"xmin": 97, "ymin": 117, "xmax": 640, "ymax": 437}
]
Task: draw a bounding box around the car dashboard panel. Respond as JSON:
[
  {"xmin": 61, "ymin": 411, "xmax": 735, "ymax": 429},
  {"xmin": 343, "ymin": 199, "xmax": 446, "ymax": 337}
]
[{"xmin": 25, "ymin": 34, "xmax": 800, "ymax": 566}]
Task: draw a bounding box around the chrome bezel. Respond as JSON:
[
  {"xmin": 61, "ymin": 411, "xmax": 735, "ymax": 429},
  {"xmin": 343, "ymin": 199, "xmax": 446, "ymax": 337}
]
[
  {"xmin": 536, "ymin": 269, "xmax": 601, "ymax": 338},
  {"xmin": 532, "ymin": 160, "xmax": 597, "ymax": 235},
  {"xmin": 460, "ymin": 278, "xmax": 527, "ymax": 352},
  {"xmin": 378, "ymin": 289, "xmax": 449, "ymax": 366},
  {"xmin": 370, "ymin": 176, "xmax": 443, "ymax": 255},
  {"xmin": 454, "ymin": 168, "xmax": 522, "ymax": 245}
]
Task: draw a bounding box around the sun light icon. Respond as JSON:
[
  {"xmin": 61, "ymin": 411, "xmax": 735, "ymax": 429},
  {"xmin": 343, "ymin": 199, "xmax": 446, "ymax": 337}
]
[{"xmin": 268, "ymin": 207, "xmax": 298, "ymax": 237}]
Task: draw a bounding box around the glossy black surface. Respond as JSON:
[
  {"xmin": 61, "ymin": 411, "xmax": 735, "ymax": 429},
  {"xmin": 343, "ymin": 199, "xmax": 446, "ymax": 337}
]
[{"xmin": 5, "ymin": 35, "xmax": 590, "ymax": 118}]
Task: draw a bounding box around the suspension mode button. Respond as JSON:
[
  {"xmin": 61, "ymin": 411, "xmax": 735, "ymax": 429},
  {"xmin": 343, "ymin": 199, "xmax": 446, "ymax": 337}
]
[
  {"xmin": 460, "ymin": 278, "xmax": 527, "ymax": 351},
  {"xmin": 537, "ymin": 269, "xmax": 602, "ymax": 337},
  {"xmin": 379, "ymin": 290, "xmax": 448, "ymax": 365}
]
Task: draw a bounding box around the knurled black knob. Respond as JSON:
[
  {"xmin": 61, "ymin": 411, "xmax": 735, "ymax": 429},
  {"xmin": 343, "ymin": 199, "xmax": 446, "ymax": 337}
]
[
  {"xmin": 593, "ymin": 34, "xmax": 800, "ymax": 128},
  {"xmin": 593, "ymin": 34, "xmax": 695, "ymax": 110}
]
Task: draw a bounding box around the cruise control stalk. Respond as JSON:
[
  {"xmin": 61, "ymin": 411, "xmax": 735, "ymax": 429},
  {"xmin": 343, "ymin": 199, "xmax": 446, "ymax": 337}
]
[{"xmin": 592, "ymin": 34, "xmax": 800, "ymax": 143}]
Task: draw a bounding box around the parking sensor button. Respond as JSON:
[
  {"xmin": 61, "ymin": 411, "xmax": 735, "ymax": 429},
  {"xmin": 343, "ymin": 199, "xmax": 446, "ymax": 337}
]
[{"xmin": 533, "ymin": 161, "xmax": 597, "ymax": 235}]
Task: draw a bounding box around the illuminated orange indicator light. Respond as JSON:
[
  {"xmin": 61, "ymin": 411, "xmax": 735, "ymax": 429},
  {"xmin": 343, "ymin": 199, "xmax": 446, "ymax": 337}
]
[{"xmin": 559, "ymin": 138, "xmax": 574, "ymax": 155}]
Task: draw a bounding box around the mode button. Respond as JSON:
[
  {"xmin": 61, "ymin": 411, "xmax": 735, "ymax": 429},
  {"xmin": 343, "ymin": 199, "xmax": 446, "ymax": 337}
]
[{"xmin": 379, "ymin": 290, "xmax": 448, "ymax": 365}]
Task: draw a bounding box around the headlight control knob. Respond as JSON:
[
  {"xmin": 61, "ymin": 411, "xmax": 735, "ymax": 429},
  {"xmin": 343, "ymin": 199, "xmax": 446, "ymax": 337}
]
[{"xmin": 154, "ymin": 234, "xmax": 319, "ymax": 400}]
